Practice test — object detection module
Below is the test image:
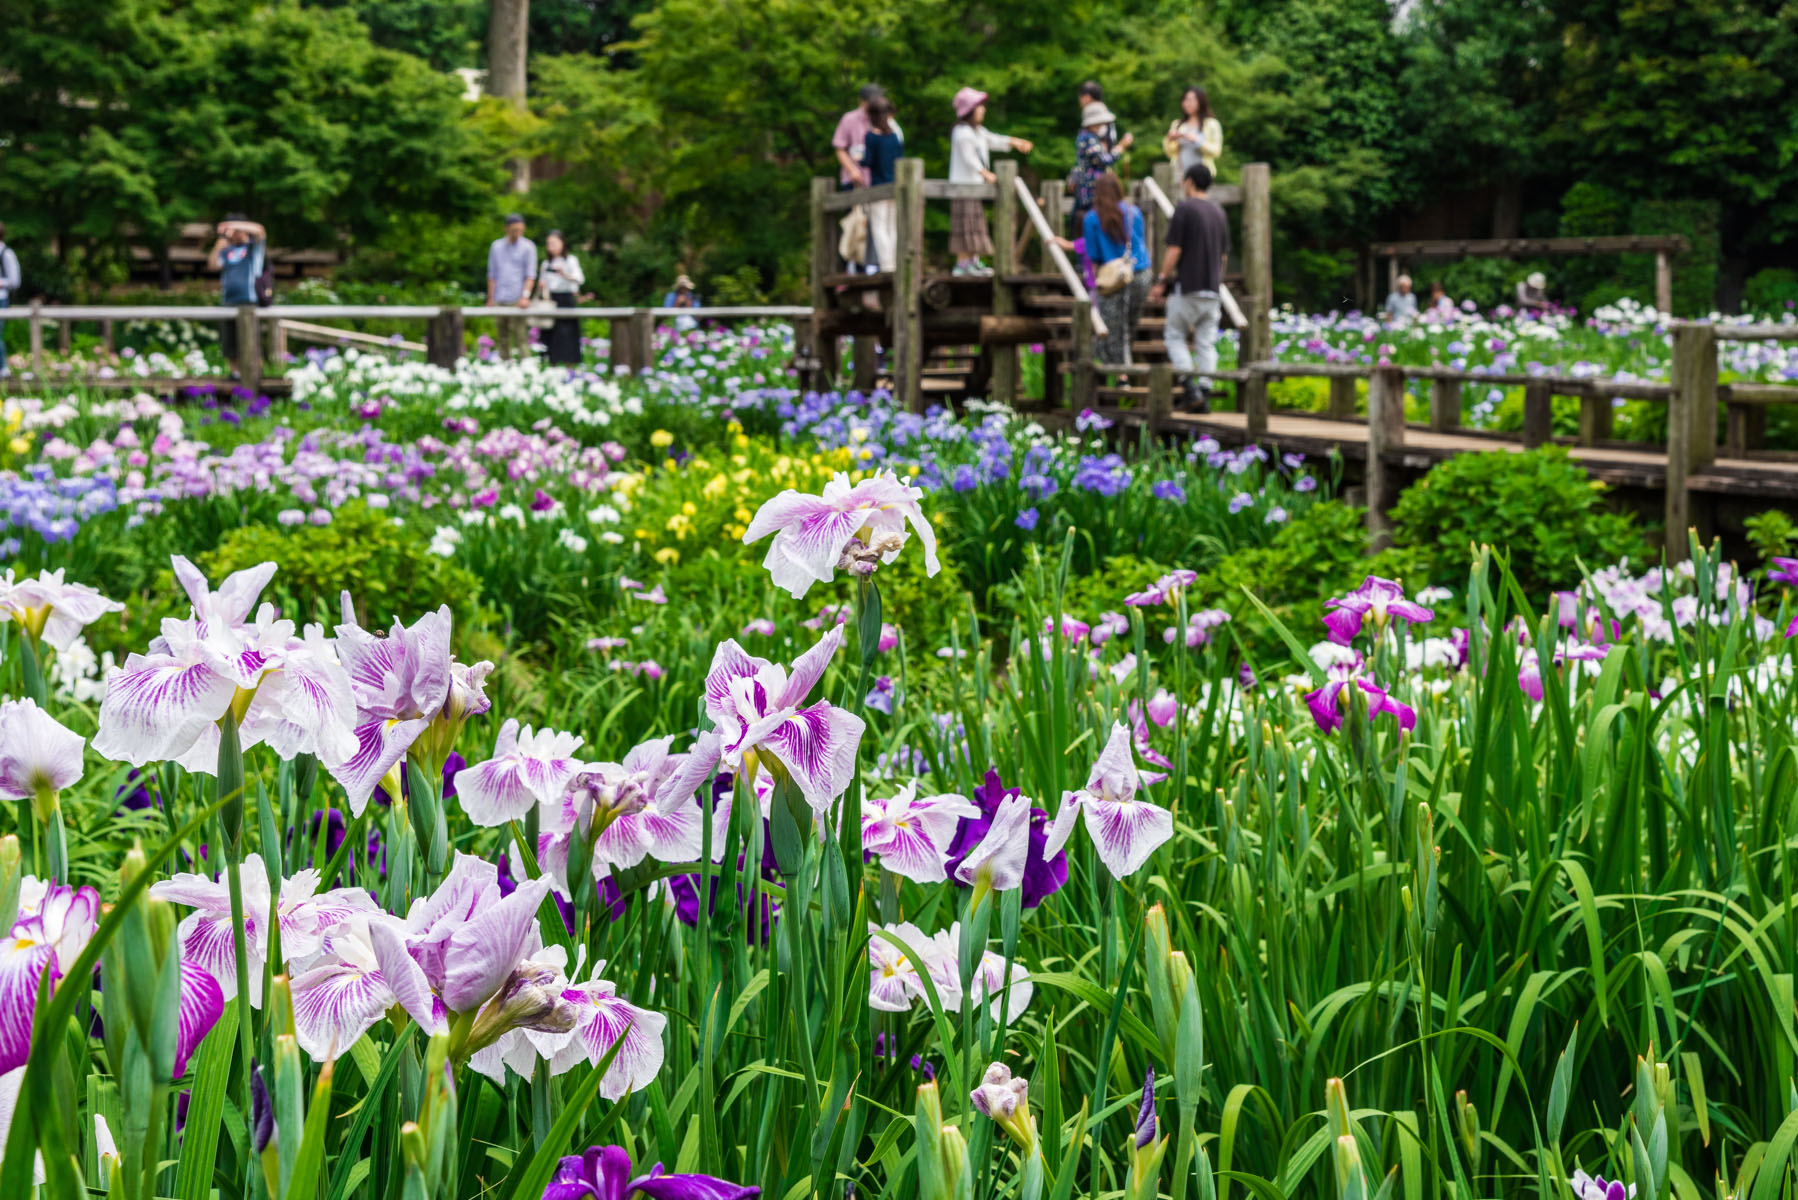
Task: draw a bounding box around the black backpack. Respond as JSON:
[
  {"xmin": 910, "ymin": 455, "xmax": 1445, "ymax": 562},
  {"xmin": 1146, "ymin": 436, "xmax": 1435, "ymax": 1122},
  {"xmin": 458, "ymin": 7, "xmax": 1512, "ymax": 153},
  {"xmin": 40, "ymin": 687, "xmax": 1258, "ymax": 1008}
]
[{"xmin": 255, "ymin": 263, "xmax": 275, "ymax": 306}]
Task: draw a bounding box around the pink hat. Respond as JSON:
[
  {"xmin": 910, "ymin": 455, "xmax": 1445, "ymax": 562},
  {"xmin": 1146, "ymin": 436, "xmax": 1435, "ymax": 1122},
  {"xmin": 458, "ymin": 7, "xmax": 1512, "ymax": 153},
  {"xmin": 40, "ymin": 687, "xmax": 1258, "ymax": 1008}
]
[{"xmin": 952, "ymin": 87, "xmax": 988, "ymax": 119}]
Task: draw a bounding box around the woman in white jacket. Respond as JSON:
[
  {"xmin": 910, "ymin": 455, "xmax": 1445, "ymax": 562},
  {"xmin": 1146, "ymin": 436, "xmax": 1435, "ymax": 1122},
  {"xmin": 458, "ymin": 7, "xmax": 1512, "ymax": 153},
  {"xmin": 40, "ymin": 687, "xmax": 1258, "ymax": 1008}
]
[{"xmin": 948, "ymin": 87, "xmax": 1033, "ymax": 276}]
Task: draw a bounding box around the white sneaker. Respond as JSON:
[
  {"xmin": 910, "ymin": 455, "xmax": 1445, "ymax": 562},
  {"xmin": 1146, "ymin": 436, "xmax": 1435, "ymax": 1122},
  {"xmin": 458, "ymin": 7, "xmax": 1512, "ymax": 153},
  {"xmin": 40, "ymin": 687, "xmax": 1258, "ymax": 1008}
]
[{"xmin": 952, "ymin": 262, "xmax": 974, "ymax": 277}]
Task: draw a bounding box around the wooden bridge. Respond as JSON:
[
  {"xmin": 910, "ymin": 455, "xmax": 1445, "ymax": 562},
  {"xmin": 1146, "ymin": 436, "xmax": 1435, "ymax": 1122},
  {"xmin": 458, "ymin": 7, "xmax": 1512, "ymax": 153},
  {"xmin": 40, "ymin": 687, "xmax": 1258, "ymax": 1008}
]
[{"xmin": 5, "ymin": 159, "xmax": 1797, "ymax": 561}]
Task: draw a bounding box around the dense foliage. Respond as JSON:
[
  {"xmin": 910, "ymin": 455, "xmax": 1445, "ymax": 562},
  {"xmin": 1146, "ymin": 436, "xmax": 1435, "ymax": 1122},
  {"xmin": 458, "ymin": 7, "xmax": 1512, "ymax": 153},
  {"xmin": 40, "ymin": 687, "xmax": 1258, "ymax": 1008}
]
[{"xmin": 6, "ymin": 0, "xmax": 1794, "ymax": 308}]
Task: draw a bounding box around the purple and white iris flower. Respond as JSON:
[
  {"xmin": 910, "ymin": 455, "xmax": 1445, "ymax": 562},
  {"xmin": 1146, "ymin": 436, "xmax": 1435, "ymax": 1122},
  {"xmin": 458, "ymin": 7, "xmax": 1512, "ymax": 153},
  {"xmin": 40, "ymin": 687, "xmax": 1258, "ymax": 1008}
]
[
  {"xmin": 538, "ymin": 735, "xmax": 723, "ymax": 887},
  {"xmin": 1064, "ymin": 723, "xmax": 1174, "ymax": 880},
  {"xmin": 742, "ymin": 470, "xmax": 941, "ymax": 598},
  {"xmin": 945, "ymin": 769, "xmax": 1073, "ymax": 910},
  {"xmin": 510, "ymin": 972, "xmax": 667, "ymax": 1099},
  {"xmin": 1304, "ymin": 674, "xmax": 1416, "ymax": 735},
  {"xmin": 1323, "ymin": 576, "xmax": 1434, "ymax": 645},
  {"xmin": 860, "ymin": 783, "xmax": 979, "ymax": 885},
  {"xmin": 868, "ymin": 921, "xmax": 1033, "ymax": 1021},
  {"xmin": 328, "ymin": 600, "xmax": 493, "ymax": 814},
  {"xmin": 455, "ymin": 720, "xmax": 587, "ymax": 828},
  {"xmin": 699, "ymin": 627, "xmax": 865, "ymax": 818},
  {"xmin": 0, "ymin": 877, "xmax": 223, "ymax": 1078},
  {"xmin": 0, "ymin": 568, "xmax": 124, "ymax": 652},
  {"xmin": 1570, "ymin": 1170, "xmax": 1635, "ymax": 1200},
  {"xmin": 0, "ymin": 699, "xmax": 86, "ymax": 815},
  {"xmin": 151, "ymin": 856, "xmax": 379, "ymax": 999},
  {"xmin": 542, "ymin": 1143, "xmax": 759, "ymax": 1200},
  {"xmin": 952, "ymin": 791, "xmax": 1079, "ymax": 896},
  {"xmin": 288, "ymin": 913, "xmax": 430, "ymax": 1060},
  {"xmin": 93, "ymin": 557, "xmax": 359, "ymax": 773}
]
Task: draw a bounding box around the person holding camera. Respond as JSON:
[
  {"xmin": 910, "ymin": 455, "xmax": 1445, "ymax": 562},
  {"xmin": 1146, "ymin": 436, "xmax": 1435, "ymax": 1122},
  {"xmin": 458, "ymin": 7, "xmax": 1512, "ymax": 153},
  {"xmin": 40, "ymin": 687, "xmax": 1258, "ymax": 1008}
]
[{"xmin": 208, "ymin": 214, "xmax": 267, "ymax": 378}]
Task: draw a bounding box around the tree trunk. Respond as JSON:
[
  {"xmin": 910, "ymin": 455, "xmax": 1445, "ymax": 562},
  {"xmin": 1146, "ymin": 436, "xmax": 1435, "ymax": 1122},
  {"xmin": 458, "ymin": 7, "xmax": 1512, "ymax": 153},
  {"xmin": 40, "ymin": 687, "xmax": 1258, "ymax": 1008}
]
[
  {"xmin": 1490, "ymin": 177, "xmax": 1523, "ymax": 240},
  {"xmin": 488, "ymin": 0, "xmax": 532, "ymax": 193}
]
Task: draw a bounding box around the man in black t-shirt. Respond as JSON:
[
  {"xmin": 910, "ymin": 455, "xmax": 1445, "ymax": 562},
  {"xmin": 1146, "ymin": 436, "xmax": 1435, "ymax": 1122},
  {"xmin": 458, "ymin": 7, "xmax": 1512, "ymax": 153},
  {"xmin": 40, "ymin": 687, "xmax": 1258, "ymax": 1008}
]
[{"xmin": 1149, "ymin": 164, "xmax": 1230, "ymax": 410}]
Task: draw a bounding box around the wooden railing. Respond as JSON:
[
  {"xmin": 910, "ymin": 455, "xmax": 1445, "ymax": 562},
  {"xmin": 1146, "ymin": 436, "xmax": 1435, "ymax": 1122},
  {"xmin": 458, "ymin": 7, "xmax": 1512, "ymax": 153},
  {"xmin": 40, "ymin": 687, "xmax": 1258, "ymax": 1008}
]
[{"xmin": 0, "ymin": 302, "xmax": 814, "ymax": 391}]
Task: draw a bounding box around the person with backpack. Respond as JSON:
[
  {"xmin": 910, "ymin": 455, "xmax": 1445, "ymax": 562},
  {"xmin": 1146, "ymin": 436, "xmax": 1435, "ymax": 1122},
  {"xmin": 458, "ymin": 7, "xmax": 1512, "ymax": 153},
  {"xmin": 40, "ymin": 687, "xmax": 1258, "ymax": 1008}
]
[
  {"xmin": 0, "ymin": 223, "xmax": 19, "ymax": 379},
  {"xmin": 208, "ymin": 214, "xmax": 267, "ymax": 378}
]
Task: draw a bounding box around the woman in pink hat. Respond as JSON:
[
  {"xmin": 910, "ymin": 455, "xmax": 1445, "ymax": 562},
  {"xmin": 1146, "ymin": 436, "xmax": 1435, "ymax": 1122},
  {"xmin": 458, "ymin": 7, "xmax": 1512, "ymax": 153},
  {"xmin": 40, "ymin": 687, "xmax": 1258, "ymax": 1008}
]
[{"xmin": 948, "ymin": 87, "xmax": 1033, "ymax": 276}]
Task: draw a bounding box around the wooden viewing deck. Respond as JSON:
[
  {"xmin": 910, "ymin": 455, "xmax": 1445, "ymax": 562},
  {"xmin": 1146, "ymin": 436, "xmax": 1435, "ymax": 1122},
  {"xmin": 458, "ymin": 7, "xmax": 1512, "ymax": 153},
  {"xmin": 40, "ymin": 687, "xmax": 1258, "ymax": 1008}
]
[{"xmin": 5, "ymin": 155, "xmax": 1794, "ymax": 562}]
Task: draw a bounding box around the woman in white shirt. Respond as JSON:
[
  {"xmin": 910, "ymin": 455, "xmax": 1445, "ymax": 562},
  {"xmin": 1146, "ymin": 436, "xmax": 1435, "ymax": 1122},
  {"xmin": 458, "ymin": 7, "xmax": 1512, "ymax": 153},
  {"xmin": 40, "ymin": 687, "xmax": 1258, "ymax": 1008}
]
[
  {"xmin": 948, "ymin": 87, "xmax": 1033, "ymax": 276},
  {"xmin": 539, "ymin": 230, "xmax": 585, "ymax": 365}
]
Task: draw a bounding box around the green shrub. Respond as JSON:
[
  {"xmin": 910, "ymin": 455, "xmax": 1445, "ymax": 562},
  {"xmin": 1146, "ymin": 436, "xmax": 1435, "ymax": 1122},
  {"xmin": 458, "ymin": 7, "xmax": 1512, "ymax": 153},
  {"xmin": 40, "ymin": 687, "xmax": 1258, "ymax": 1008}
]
[
  {"xmin": 1385, "ymin": 447, "xmax": 1642, "ymax": 596},
  {"xmin": 196, "ymin": 501, "xmax": 485, "ymax": 632},
  {"xmin": 1743, "ymin": 268, "xmax": 1798, "ymax": 320},
  {"xmin": 1195, "ymin": 499, "xmax": 1372, "ymax": 656}
]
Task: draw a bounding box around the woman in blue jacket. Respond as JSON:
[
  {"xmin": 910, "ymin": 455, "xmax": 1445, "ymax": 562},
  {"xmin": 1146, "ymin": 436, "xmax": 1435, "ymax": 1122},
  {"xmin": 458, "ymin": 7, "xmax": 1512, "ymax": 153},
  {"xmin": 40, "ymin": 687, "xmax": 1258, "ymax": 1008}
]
[{"xmin": 1081, "ymin": 172, "xmax": 1151, "ymax": 366}]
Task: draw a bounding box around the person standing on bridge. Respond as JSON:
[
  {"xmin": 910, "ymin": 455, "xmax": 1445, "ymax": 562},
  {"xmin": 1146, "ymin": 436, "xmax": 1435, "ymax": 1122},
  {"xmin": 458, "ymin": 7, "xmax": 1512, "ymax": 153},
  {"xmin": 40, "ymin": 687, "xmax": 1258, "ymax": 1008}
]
[
  {"xmin": 1068, "ymin": 101, "xmax": 1132, "ymax": 248},
  {"xmin": 948, "ymin": 88, "xmax": 1033, "ymax": 277},
  {"xmin": 487, "ymin": 213, "xmax": 537, "ymax": 359},
  {"xmin": 208, "ymin": 213, "xmax": 266, "ymax": 379},
  {"xmin": 1164, "ymin": 86, "xmax": 1223, "ymax": 178},
  {"xmin": 0, "ymin": 223, "xmax": 18, "ymax": 379},
  {"xmin": 1149, "ymin": 163, "xmax": 1229, "ymax": 411},
  {"xmin": 862, "ymin": 97, "xmax": 904, "ymax": 274},
  {"xmin": 1082, "ymin": 173, "xmax": 1152, "ymax": 367}
]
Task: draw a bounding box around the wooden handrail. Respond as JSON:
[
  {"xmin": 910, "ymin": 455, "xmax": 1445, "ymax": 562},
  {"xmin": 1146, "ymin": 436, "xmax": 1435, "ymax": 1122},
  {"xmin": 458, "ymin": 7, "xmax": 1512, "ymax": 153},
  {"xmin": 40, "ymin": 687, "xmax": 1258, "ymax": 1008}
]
[
  {"xmin": 1139, "ymin": 175, "xmax": 1249, "ymax": 331},
  {"xmin": 1010, "ymin": 175, "xmax": 1106, "ymax": 338},
  {"xmin": 277, "ymin": 319, "xmax": 425, "ymax": 354}
]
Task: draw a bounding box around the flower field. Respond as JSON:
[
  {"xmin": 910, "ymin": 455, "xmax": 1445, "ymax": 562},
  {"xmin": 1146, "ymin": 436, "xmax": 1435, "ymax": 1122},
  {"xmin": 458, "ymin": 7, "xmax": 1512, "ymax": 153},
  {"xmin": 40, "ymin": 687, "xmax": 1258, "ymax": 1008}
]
[{"xmin": 0, "ymin": 320, "xmax": 1796, "ymax": 1200}]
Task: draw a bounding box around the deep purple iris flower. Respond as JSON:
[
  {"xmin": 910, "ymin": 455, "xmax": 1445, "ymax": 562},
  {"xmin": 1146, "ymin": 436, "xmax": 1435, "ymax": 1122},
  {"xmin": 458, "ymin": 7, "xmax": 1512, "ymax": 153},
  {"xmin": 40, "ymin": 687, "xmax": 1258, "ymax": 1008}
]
[
  {"xmin": 945, "ymin": 768, "xmax": 1068, "ymax": 909},
  {"xmin": 543, "ymin": 1143, "xmax": 758, "ymax": 1200},
  {"xmin": 1770, "ymin": 557, "xmax": 1798, "ymax": 588}
]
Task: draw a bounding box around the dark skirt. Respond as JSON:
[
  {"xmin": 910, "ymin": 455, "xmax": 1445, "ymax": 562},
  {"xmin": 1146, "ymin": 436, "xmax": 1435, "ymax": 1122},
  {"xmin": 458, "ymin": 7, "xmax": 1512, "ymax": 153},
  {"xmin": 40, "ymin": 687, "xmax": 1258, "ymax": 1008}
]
[
  {"xmin": 547, "ymin": 291, "xmax": 581, "ymax": 364},
  {"xmin": 949, "ymin": 198, "xmax": 993, "ymax": 256}
]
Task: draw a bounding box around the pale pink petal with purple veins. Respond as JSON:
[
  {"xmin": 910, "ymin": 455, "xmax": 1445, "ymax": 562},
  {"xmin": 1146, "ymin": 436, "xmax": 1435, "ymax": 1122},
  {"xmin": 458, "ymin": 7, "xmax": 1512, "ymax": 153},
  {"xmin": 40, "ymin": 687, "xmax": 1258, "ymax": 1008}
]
[
  {"xmin": 619, "ymin": 735, "xmax": 674, "ymax": 778},
  {"xmin": 1081, "ymin": 795, "xmax": 1174, "ymax": 879},
  {"xmin": 759, "ymin": 507, "xmax": 867, "ymax": 598},
  {"xmin": 974, "ymin": 953, "xmax": 1033, "ymax": 1022},
  {"xmin": 176, "ymin": 913, "xmax": 252, "ymax": 999},
  {"xmin": 289, "ymin": 958, "xmax": 393, "ymax": 1061},
  {"xmin": 549, "ymin": 984, "xmax": 667, "ymax": 1098},
  {"xmin": 778, "ymin": 624, "xmax": 845, "ymax": 709},
  {"xmin": 327, "ymin": 716, "xmax": 432, "ymax": 817},
  {"xmin": 741, "ymin": 490, "xmax": 832, "ymax": 546},
  {"xmin": 368, "ymin": 919, "xmax": 443, "ymax": 1033},
  {"xmin": 0, "ymin": 939, "xmax": 56, "ymax": 1074},
  {"xmin": 174, "ymin": 960, "xmax": 225, "ymax": 1076},
  {"xmin": 953, "ymin": 793, "xmax": 1031, "ymax": 891},
  {"xmin": 0, "ymin": 699, "xmax": 87, "ymax": 801},
  {"xmin": 441, "ymin": 877, "xmax": 551, "ymax": 1014},
  {"xmin": 702, "ymin": 640, "xmax": 765, "ymax": 732},
  {"xmin": 1086, "ymin": 721, "xmax": 1142, "ymax": 801},
  {"xmin": 657, "ymin": 732, "xmax": 721, "ymax": 814},
  {"xmin": 761, "ymin": 703, "xmax": 865, "ymax": 817},
  {"xmin": 871, "ymin": 819, "xmax": 951, "ymax": 884},
  {"xmin": 92, "ymin": 652, "xmax": 237, "ymax": 766},
  {"xmin": 240, "ymin": 646, "xmax": 359, "ymax": 766},
  {"xmin": 455, "ymin": 758, "xmax": 544, "ymax": 827}
]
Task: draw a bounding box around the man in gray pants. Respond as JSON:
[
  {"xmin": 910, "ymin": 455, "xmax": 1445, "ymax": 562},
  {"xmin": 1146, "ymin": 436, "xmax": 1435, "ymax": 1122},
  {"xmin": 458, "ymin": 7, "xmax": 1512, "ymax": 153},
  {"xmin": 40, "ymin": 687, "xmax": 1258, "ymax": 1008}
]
[{"xmin": 1149, "ymin": 164, "xmax": 1230, "ymax": 411}]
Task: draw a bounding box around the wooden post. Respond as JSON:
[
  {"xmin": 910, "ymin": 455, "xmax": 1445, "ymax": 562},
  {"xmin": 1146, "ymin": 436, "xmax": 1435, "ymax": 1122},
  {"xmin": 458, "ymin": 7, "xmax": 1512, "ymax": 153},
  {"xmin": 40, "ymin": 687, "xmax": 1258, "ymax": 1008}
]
[
  {"xmin": 235, "ymin": 305, "xmax": 262, "ymax": 392},
  {"xmin": 1365, "ymin": 364, "xmax": 1406, "ymax": 549},
  {"xmin": 1387, "ymin": 256, "xmax": 1399, "ymax": 295},
  {"xmin": 892, "ymin": 157, "xmax": 926, "ymax": 413},
  {"xmin": 809, "ymin": 177, "xmax": 840, "ymax": 384},
  {"xmin": 1039, "ymin": 182, "xmax": 1066, "ymax": 274},
  {"xmin": 56, "ymin": 318, "xmax": 70, "ymax": 354},
  {"xmin": 1242, "ymin": 363, "xmax": 1269, "ymax": 437},
  {"xmin": 1725, "ymin": 402, "xmax": 1765, "ymax": 458},
  {"xmin": 1069, "ymin": 303, "xmax": 1095, "ymax": 410},
  {"xmin": 1428, "ymin": 377, "xmax": 1460, "ymax": 432},
  {"xmin": 1655, "ymin": 251, "xmax": 1672, "ymax": 315},
  {"xmin": 852, "ymin": 337, "xmax": 879, "ymax": 392},
  {"xmin": 1520, "ymin": 380, "xmax": 1553, "ymax": 448},
  {"xmin": 270, "ymin": 318, "xmax": 288, "ymax": 364},
  {"xmin": 1240, "ymin": 163, "xmax": 1273, "ymax": 367},
  {"xmin": 1666, "ymin": 323, "xmax": 1718, "ymax": 562},
  {"xmin": 101, "ymin": 319, "xmax": 115, "ymax": 353},
  {"xmin": 1578, "ymin": 389, "xmax": 1613, "ymax": 446},
  {"xmin": 1147, "ymin": 363, "xmax": 1174, "ymax": 428},
  {"xmin": 1328, "ymin": 374, "xmax": 1357, "ymax": 420},
  {"xmin": 991, "ymin": 161, "xmax": 1020, "ymax": 405},
  {"xmin": 428, "ymin": 307, "xmax": 465, "ymax": 368},
  {"xmin": 629, "ymin": 309, "xmax": 654, "ymax": 374},
  {"xmin": 28, "ymin": 300, "xmax": 43, "ymax": 375}
]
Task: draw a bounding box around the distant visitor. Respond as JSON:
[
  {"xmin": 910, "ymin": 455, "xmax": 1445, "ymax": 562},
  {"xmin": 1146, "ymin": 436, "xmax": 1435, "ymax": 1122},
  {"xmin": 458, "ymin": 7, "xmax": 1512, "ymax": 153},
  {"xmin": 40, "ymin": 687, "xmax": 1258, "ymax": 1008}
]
[
  {"xmin": 1150, "ymin": 164, "xmax": 1230, "ymax": 410},
  {"xmin": 209, "ymin": 213, "xmax": 267, "ymax": 379},
  {"xmin": 1383, "ymin": 273, "xmax": 1418, "ymax": 324},
  {"xmin": 486, "ymin": 213, "xmax": 537, "ymax": 359},
  {"xmin": 537, "ymin": 229, "xmax": 584, "ymax": 366},
  {"xmin": 948, "ymin": 87, "xmax": 1033, "ymax": 277},
  {"xmin": 0, "ymin": 222, "xmax": 18, "ymax": 379}
]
